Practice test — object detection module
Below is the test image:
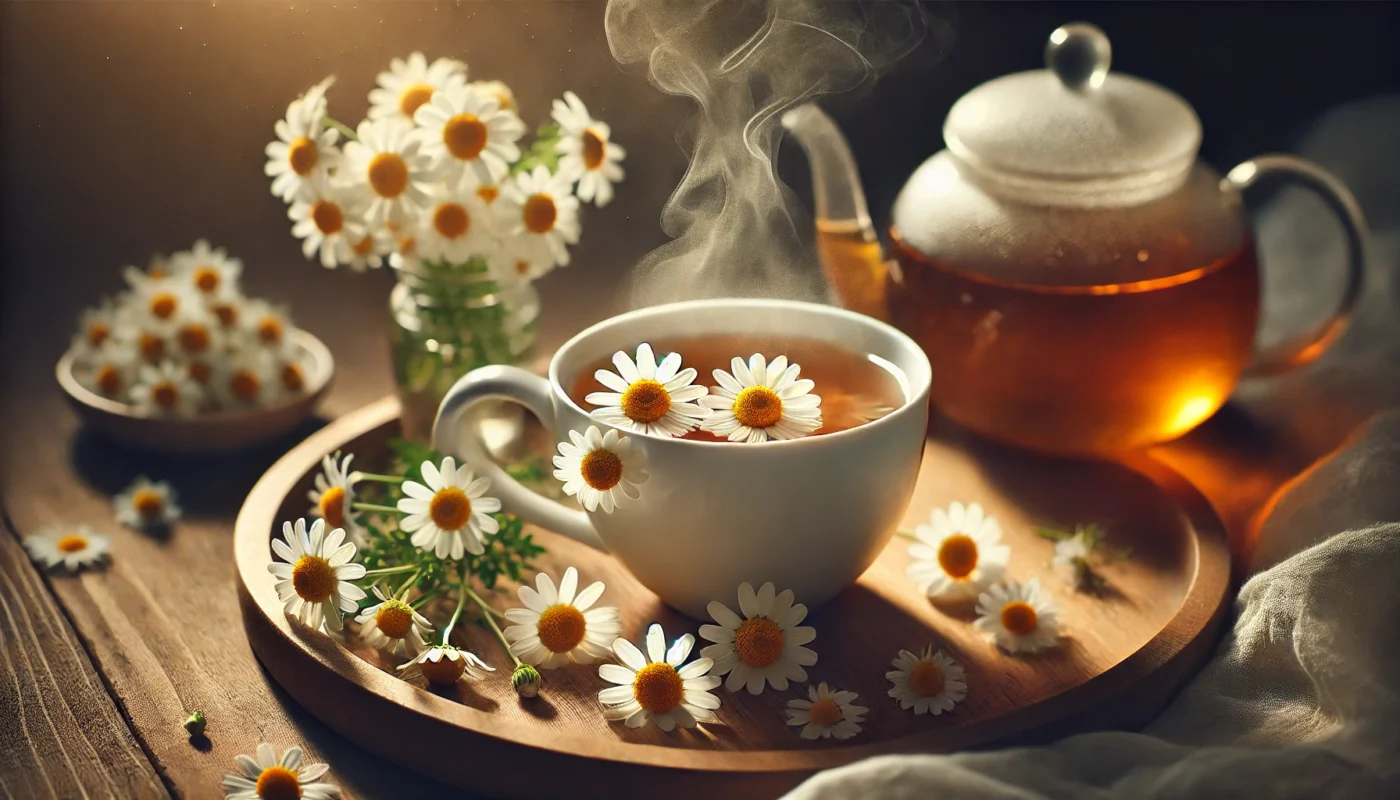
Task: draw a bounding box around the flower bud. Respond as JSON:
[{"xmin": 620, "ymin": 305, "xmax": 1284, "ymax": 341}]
[
  {"xmin": 511, "ymin": 664, "xmax": 542, "ymax": 698},
  {"xmin": 183, "ymin": 710, "xmax": 207, "ymax": 737}
]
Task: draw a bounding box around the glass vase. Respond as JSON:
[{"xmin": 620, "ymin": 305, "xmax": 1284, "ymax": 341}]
[{"xmin": 389, "ymin": 258, "xmax": 540, "ymax": 442}]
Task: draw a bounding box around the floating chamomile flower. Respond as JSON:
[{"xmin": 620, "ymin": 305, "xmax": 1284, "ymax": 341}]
[
  {"xmin": 886, "ymin": 645, "xmax": 967, "ymax": 716},
  {"xmin": 586, "ymin": 343, "xmax": 709, "ymax": 437},
  {"xmin": 307, "ymin": 451, "xmax": 364, "ymax": 545},
  {"xmin": 504, "ymin": 566, "xmax": 621, "ymax": 669},
  {"xmin": 129, "ymin": 360, "xmax": 204, "ymax": 417},
  {"xmin": 368, "ymin": 51, "xmax": 466, "ymax": 123},
  {"xmin": 221, "ymin": 742, "xmax": 340, "ymax": 800},
  {"xmin": 354, "ymin": 585, "xmax": 432, "ymax": 657},
  {"xmin": 288, "ymin": 181, "xmax": 370, "ymax": 269},
  {"xmin": 700, "ymin": 354, "xmax": 823, "ymax": 443},
  {"xmin": 398, "ymin": 645, "xmax": 493, "ymax": 688},
  {"xmin": 551, "ymin": 425, "xmax": 648, "ymax": 513},
  {"xmin": 906, "ymin": 501, "xmax": 1010, "ymax": 601},
  {"xmin": 342, "ymin": 118, "xmax": 438, "ymax": 227},
  {"xmin": 785, "ymin": 683, "xmax": 868, "ymax": 741},
  {"xmin": 552, "ymin": 91, "xmax": 626, "ymax": 208},
  {"xmin": 414, "ymin": 82, "xmax": 525, "ymax": 185},
  {"xmin": 397, "ymin": 457, "xmax": 502, "ymax": 559},
  {"xmin": 114, "ymin": 476, "xmax": 181, "ymax": 530},
  {"xmin": 974, "ymin": 578, "xmax": 1062, "ymax": 654},
  {"xmin": 700, "ymin": 581, "xmax": 817, "ymax": 695},
  {"xmin": 412, "ymin": 179, "xmax": 497, "ymax": 263},
  {"xmin": 23, "ymin": 525, "xmax": 110, "ymax": 572},
  {"xmin": 495, "ymin": 165, "xmax": 580, "ymax": 270},
  {"xmin": 267, "ymin": 518, "xmax": 366, "ymax": 635},
  {"xmin": 171, "ymin": 239, "xmax": 244, "ymax": 298},
  {"xmin": 78, "ymin": 340, "xmax": 138, "ymax": 400},
  {"xmin": 264, "ymin": 76, "xmax": 340, "ymax": 203},
  {"xmin": 598, "ymin": 623, "xmax": 721, "ymax": 731}
]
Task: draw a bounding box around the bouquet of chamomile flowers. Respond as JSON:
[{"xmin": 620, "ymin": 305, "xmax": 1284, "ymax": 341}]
[{"xmin": 69, "ymin": 241, "xmax": 312, "ymax": 416}]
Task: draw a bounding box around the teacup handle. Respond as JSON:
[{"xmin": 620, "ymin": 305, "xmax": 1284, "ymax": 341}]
[
  {"xmin": 1224, "ymin": 154, "xmax": 1368, "ymax": 375},
  {"xmin": 432, "ymin": 365, "xmax": 606, "ymax": 552}
]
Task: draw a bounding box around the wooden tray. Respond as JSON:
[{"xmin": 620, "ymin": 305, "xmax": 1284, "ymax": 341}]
[{"xmin": 235, "ymin": 396, "xmax": 1230, "ymax": 798}]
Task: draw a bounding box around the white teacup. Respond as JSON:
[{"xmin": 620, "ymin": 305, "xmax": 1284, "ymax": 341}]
[{"xmin": 433, "ymin": 299, "xmax": 932, "ymax": 618}]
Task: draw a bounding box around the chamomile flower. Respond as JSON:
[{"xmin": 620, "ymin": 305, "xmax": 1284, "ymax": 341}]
[
  {"xmin": 586, "ymin": 343, "xmax": 709, "ymax": 437},
  {"xmin": 76, "ymin": 340, "xmax": 138, "ymax": 400},
  {"xmin": 171, "ymin": 305, "xmax": 224, "ymax": 362},
  {"xmin": 1052, "ymin": 531, "xmax": 1092, "ymax": 570},
  {"xmin": 130, "ymin": 319, "xmax": 174, "ymax": 365},
  {"xmin": 412, "ymin": 180, "xmax": 496, "ymax": 263},
  {"xmin": 129, "ymin": 360, "xmax": 204, "ymax": 417},
  {"xmin": 344, "ymin": 228, "xmax": 393, "ymax": 272},
  {"xmin": 268, "ymin": 518, "xmax": 366, "ymax": 635},
  {"xmin": 700, "ymin": 582, "xmax": 818, "ymax": 695},
  {"xmin": 272, "ymin": 341, "xmax": 315, "ymax": 397},
  {"xmin": 886, "ymin": 645, "xmax": 967, "ymax": 716},
  {"xmin": 494, "ymin": 165, "xmax": 580, "ymax": 269},
  {"xmin": 215, "ymin": 349, "xmax": 279, "ymax": 409},
  {"xmin": 171, "ymin": 238, "xmax": 244, "ymax": 297},
  {"xmin": 242, "ymin": 299, "xmax": 294, "ymax": 349},
  {"xmin": 486, "ymin": 233, "xmax": 552, "ymax": 283},
  {"xmin": 123, "ymin": 268, "xmax": 193, "ymax": 324},
  {"xmin": 207, "ymin": 292, "xmax": 247, "ymax": 331},
  {"xmin": 974, "ymin": 578, "xmax": 1063, "ymax": 654},
  {"xmin": 354, "ymin": 585, "xmax": 432, "ymax": 656},
  {"xmin": 552, "ymin": 91, "xmax": 626, "ymax": 207},
  {"xmin": 264, "ymin": 75, "xmax": 340, "ymax": 202},
  {"xmin": 699, "ymin": 354, "xmax": 823, "ymax": 443},
  {"xmin": 73, "ymin": 303, "xmax": 123, "ymax": 354},
  {"xmin": 23, "ymin": 525, "xmax": 110, "ymax": 572},
  {"xmin": 414, "ymin": 82, "xmax": 525, "ymax": 185},
  {"xmin": 307, "ymin": 451, "xmax": 364, "ymax": 544},
  {"xmin": 906, "ymin": 501, "xmax": 1010, "ymax": 601},
  {"xmin": 551, "ymin": 425, "xmax": 648, "ymax": 513},
  {"xmin": 221, "ymin": 742, "xmax": 340, "ymax": 800},
  {"xmin": 397, "ymin": 645, "xmax": 493, "ymax": 688},
  {"xmin": 113, "ymin": 476, "xmax": 181, "ymax": 530},
  {"xmin": 785, "ymin": 683, "xmax": 868, "ymax": 740},
  {"xmin": 470, "ymin": 79, "xmax": 517, "ymax": 112},
  {"xmin": 397, "ymin": 457, "xmax": 502, "ymax": 559},
  {"xmin": 368, "ymin": 52, "xmax": 466, "ymax": 123},
  {"xmin": 288, "ymin": 181, "xmax": 370, "ymax": 269},
  {"xmin": 504, "ymin": 567, "xmax": 622, "ymax": 669},
  {"xmin": 342, "ymin": 118, "xmax": 437, "ymax": 226},
  {"xmin": 598, "ymin": 623, "xmax": 721, "ymax": 731}
]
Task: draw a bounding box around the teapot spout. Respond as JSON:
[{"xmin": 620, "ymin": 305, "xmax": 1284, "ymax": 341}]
[{"xmin": 782, "ymin": 104, "xmax": 889, "ymax": 321}]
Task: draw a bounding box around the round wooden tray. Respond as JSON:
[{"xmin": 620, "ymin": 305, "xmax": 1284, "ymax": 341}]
[{"xmin": 235, "ymin": 396, "xmax": 1230, "ymax": 798}]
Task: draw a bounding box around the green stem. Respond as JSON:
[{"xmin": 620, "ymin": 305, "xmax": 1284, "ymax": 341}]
[
  {"xmin": 411, "ymin": 591, "xmax": 438, "ymax": 610},
  {"xmin": 395, "ymin": 569, "xmax": 422, "ymax": 600},
  {"xmin": 895, "ymin": 530, "xmax": 918, "ymax": 541},
  {"xmin": 360, "ymin": 564, "xmax": 418, "ymax": 578},
  {"xmin": 353, "ymin": 502, "xmax": 401, "ymax": 515},
  {"xmin": 441, "ymin": 564, "xmax": 471, "ymax": 645},
  {"xmin": 323, "ymin": 115, "xmax": 358, "ymax": 142},
  {"xmin": 356, "ymin": 473, "xmax": 407, "ymax": 484},
  {"xmin": 463, "ymin": 585, "xmax": 522, "ymax": 667}
]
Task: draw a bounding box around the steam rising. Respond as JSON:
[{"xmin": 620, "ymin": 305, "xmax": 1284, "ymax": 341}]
[{"xmin": 605, "ymin": 0, "xmax": 929, "ymax": 306}]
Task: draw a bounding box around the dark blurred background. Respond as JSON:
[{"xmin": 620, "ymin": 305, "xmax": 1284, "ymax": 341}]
[{"xmin": 3, "ymin": 0, "xmax": 1398, "ymax": 408}]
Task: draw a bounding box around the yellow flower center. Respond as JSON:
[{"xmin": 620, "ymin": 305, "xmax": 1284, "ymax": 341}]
[
  {"xmin": 374, "ymin": 601, "xmax": 414, "ymax": 640},
  {"xmin": 311, "ymin": 201, "xmax": 343, "ymax": 235},
  {"xmin": 139, "ymin": 333, "xmax": 165, "ymax": 362},
  {"xmin": 287, "ymin": 135, "xmax": 319, "ymax": 176},
  {"xmin": 809, "ymin": 697, "xmax": 844, "ymax": 727},
  {"xmin": 151, "ymin": 382, "xmax": 179, "ymax": 410},
  {"xmin": 193, "ymin": 266, "xmax": 221, "ymax": 293},
  {"xmin": 282, "ymin": 363, "xmax": 305, "ymax": 392},
  {"xmin": 429, "ymin": 487, "xmax": 472, "ymax": 531},
  {"xmin": 398, "ymin": 83, "xmax": 435, "ymax": 117},
  {"xmin": 87, "ymin": 322, "xmax": 110, "ymax": 347},
  {"xmin": 536, "ymin": 604, "xmax": 587, "ymax": 654},
  {"xmin": 351, "ymin": 235, "xmax": 376, "ymax": 257},
  {"xmin": 1000, "ymin": 601, "xmax": 1039, "ymax": 637},
  {"xmin": 213, "ymin": 303, "xmax": 239, "ymax": 327},
  {"xmin": 133, "ymin": 488, "xmax": 165, "ymax": 518},
  {"xmin": 443, "ymin": 113, "xmax": 488, "ymax": 160},
  {"xmin": 582, "ymin": 128, "xmax": 607, "ymax": 170},
  {"xmin": 57, "ymin": 535, "xmax": 89, "ymax": 553},
  {"xmin": 632, "ymin": 662, "xmax": 683, "ymax": 713},
  {"xmin": 432, "ymin": 202, "xmax": 470, "ymax": 240},
  {"xmin": 188, "ymin": 361, "xmax": 212, "ymax": 385},
  {"xmin": 177, "ymin": 323, "xmax": 211, "ymax": 355},
  {"xmin": 367, "ymin": 152, "xmax": 410, "ymax": 198},
  {"xmin": 733, "ymin": 617, "xmax": 784, "ymax": 667},
  {"xmin": 291, "ymin": 554, "xmax": 337, "ymax": 603},
  {"xmin": 908, "ymin": 660, "xmax": 945, "ymax": 697},
  {"xmin": 254, "ymin": 765, "xmax": 302, "ymax": 800},
  {"xmin": 231, "ymin": 370, "xmax": 261, "ymax": 403},
  {"xmin": 318, "ymin": 486, "xmax": 345, "ymax": 529},
  {"xmin": 937, "ymin": 534, "xmax": 979, "ymax": 580},
  {"xmin": 579, "ymin": 449, "xmax": 623, "ymax": 492},
  {"xmin": 514, "ymin": 260, "xmax": 530, "ymax": 276},
  {"xmin": 96, "ymin": 365, "xmax": 123, "ymax": 396},
  {"xmin": 621, "ymin": 378, "xmax": 672, "ymax": 424},
  {"xmin": 733, "ymin": 385, "xmax": 782, "ymax": 429},
  {"xmin": 258, "ymin": 316, "xmax": 284, "ymax": 344},
  {"xmin": 149, "ymin": 292, "xmax": 178, "ymax": 320},
  {"xmin": 476, "ymin": 185, "xmax": 499, "ymax": 204},
  {"xmin": 522, "ymin": 193, "xmax": 557, "ymax": 234},
  {"xmin": 419, "ymin": 652, "xmax": 466, "ymax": 686}
]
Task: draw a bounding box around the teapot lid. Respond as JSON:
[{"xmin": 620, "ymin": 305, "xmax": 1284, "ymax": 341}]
[{"xmin": 944, "ymin": 23, "xmax": 1201, "ymax": 204}]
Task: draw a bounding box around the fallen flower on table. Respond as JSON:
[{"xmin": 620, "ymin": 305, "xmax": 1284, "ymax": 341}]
[
  {"xmin": 886, "ymin": 644, "xmax": 967, "ymax": 716},
  {"xmin": 1037, "ymin": 522, "xmax": 1130, "ymax": 594},
  {"xmin": 974, "ymin": 578, "xmax": 1063, "ymax": 654},
  {"xmin": 398, "ymin": 645, "xmax": 493, "ymax": 688},
  {"xmin": 699, "ymin": 581, "xmax": 817, "ymax": 695},
  {"xmin": 308, "ymin": 451, "xmax": 366, "ymax": 546},
  {"xmin": 906, "ymin": 501, "xmax": 1010, "ymax": 601},
  {"xmin": 504, "ymin": 566, "xmax": 621, "ymax": 669},
  {"xmin": 785, "ymin": 682, "xmax": 868, "ymax": 741},
  {"xmin": 114, "ymin": 476, "xmax": 182, "ymax": 531},
  {"xmin": 354, "ymin": 584, "xmax": 432, "ymax": 657},
  {"xmin": 22, "ymin": 524, "xmax": 110, "ymax": 572},
  {"xmin": 598, "ymin": 623, "xmax": 721, "ymax": 731},
  {"xmin": 267, "ymin": 518, "xmax": 366, "ymax": 635},
  {"xmin": 221, "ymin": 742, "xmax": 339, "ymax": 800}
]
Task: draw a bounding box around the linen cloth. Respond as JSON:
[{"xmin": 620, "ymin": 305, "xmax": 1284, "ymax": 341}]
[{"xmin": 787, "ymin": 96, "xmax": 1400, "ymax": 800}]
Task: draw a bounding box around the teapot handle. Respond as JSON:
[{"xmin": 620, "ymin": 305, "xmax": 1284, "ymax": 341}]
[{"xmin": 1224, "ymin": 155, "xmax": 1367, "ymax": 375}]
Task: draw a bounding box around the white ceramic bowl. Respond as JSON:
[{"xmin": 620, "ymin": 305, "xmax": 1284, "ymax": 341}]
[{"xmin": 56, "ymin": 329, "xmax": 334, "ymax": 454}]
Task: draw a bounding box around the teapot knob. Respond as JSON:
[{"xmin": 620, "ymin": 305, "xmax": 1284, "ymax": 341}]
[{"xmin": 1046, "ymin": 22, "xmax": 1112, "ymax": 91}]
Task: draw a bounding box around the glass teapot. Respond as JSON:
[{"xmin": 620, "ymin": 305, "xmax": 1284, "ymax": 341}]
[{"xmin": 783, "ymin": 23, "xmax": 1367, "ymax": 454}]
